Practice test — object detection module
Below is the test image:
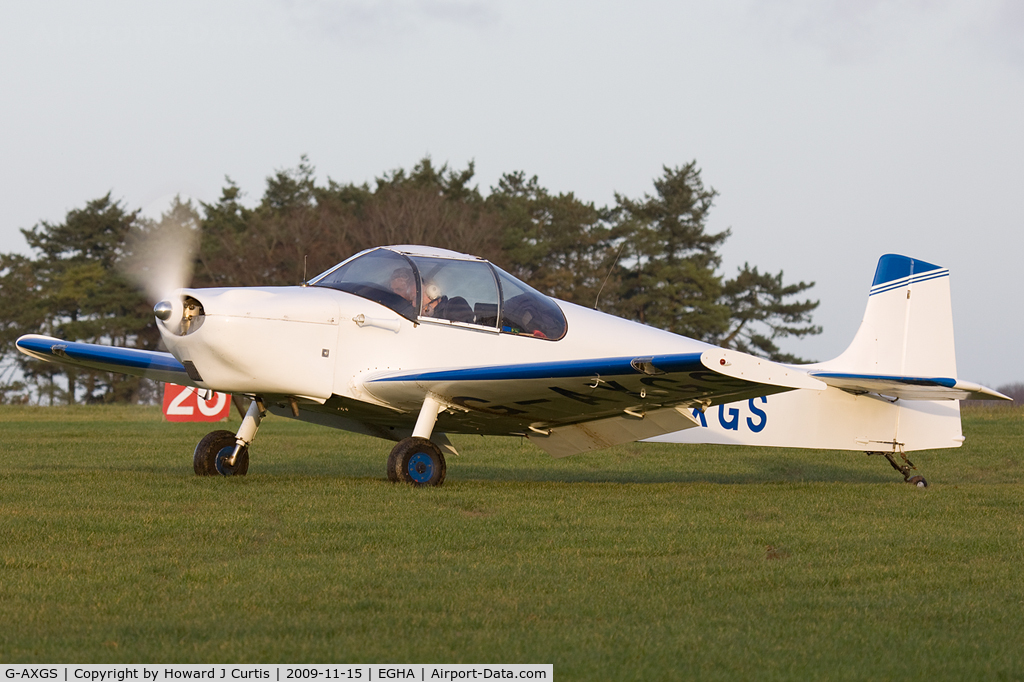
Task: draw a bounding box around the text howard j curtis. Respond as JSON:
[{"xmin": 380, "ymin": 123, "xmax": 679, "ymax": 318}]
[{"xmin": 61, "ymin": 671, "xmax": 270, "ymax": 681}]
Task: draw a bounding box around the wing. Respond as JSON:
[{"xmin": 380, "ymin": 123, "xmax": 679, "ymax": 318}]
[
  {"xmin": 363, "ymin": 348, "xmax": 826, "ymax": 456},
  {"xmin": 16, "ymin": 334, "xmax": 198, "ymax": 387},
  {"xmin": 810, "ymin": 372, "xmax": 1011, "ymax": 401}
]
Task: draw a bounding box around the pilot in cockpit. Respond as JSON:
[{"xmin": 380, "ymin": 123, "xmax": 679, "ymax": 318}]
[{"xmin": 389, "ymin": 268, "xmax": 417, "ymax": 307}]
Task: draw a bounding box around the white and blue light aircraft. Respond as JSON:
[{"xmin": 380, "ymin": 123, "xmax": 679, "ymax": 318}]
[{"xmin": 16, "ymin": 246, "xmax": 1009, "ymax": 486}]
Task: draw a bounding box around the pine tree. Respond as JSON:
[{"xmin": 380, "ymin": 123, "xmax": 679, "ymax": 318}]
[
  {"xmin": 610, "ymin": 163, "xmax": 732, "ymax": 341},
  {"xmin": 16, "ymin": 194, "xmax": 156, "ymax": 402}
]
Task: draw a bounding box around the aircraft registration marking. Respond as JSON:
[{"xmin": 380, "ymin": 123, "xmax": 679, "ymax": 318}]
[{"xmin": 691, "ymin": 396, "xmax": 769, "ymax": 433}]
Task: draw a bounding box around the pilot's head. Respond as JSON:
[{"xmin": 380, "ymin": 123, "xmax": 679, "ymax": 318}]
[{"xmin": 390, "ymin": 268, "xmax": 416, "ymax": 304}]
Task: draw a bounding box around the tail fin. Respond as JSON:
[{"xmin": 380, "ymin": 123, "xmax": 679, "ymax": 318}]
[
  {"xmin": 653, "ymin": 254, "xmax": 1007, "ymax": 454},
  {"xmin": 811, "ymin": 254, "xmax": 1005, "ymax": 400},
  {"xmin": 823, "ymin": 254, "xmax": 956, "ymax": 377}
]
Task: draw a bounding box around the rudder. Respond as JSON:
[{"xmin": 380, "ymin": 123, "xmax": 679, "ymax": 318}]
[{"xmin": 820, "ymin": 254, "xmax": 957, "ymax": 377}]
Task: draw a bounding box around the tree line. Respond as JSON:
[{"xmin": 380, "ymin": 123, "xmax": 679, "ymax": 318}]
[{"xmin": 0, "ymin": 157, "xmax": 822, "ymax": 405}]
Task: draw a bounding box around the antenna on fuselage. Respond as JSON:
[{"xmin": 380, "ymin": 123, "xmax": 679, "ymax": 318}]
[
  {"xmin": 301, "ymin": 255, "xmax": 308, "ymax": 286},
  {"xmin": 594, "ymin": 240, "xmax": 627, "ymax": 310}
]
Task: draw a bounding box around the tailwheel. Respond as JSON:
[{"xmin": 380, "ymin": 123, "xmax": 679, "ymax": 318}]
[
  {"xmin": 194, "ymin": 430, "xmax": 249, "ymax": 477},
  {"xmin": 388, "ymin": 437, "xmax": 446, "ymax": 487},
  {"xmin": 872, "ymin": 448, "xmax": 927, "ymax": 488}
]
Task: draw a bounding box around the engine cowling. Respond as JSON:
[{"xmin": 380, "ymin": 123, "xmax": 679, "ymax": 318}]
[{"xmin": 157, "ymin": 286, "xmax": 341, "ymax": 401}]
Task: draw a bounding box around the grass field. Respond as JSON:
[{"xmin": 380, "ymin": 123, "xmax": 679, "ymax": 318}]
[{"xmin": 0, "ymin": 404, "xmax": 1022, "ymax": 679}]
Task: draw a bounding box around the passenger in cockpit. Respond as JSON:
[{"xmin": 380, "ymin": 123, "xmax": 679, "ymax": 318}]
[
  {"xmin": 421, "ymin": 281, "xmax": 442, "ymax": 317},
  {"xmin": 421, "ymin": 280, "xmax": 474, "ymax": 323}
]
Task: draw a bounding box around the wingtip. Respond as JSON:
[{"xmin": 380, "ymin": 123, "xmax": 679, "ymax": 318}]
[
  {"xmin": 15, "ymin": 334, "xmax": 62, "ymax": 356},
  {"xmin": 953, "ymin": 380, "xmax": 1013, "ymax": 401}
]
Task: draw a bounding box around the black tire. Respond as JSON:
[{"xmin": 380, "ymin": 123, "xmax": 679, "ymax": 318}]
[
  {"xmin": 386, "ymin": 446, "xmax": 400, "ymax": 483},
  {"xmin": 907, "ymin": 475, "xmax": 928, "ymax": 488},
  {"xmin": 388, "ymin": 437, "xmax": 446, "ymax": 487},
  {"xmin": 194, "ymin": 430, "xmax": 249, "ymax": 477}
]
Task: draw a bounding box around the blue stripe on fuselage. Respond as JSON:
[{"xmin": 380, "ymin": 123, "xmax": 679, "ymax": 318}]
[{"xmin": 369, "ymin": 352, "xmax": 707, "ymax": 383}]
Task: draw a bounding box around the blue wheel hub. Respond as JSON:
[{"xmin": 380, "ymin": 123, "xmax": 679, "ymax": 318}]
[
  {"xmin": 215, "ymin": 444, "xmax": 238, "ymax": 476},
  {"xmin": 407, "ymin": 452, "xmax": 434, "ymax": 483}
]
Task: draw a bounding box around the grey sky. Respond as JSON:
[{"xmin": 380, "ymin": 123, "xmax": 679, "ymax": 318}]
[{"xmin": 2, "ymin": 0, "xmax": 1021, "ymax": 385}]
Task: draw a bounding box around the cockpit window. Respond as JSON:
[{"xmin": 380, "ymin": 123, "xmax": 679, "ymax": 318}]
[
  {"xmin": 311, "ymin": 248, "xmax": 567, "ymax": 339},
  {"xmin": 409, "ymin": 256, "xmax": 499, "ymax": 328},
  {"xmin": 312, "ymin": 249, "xmax": 419, "ymax": 319},
  {"xmin": 494, "ymin": 268, "xmax": 568, "ymax": 340}
]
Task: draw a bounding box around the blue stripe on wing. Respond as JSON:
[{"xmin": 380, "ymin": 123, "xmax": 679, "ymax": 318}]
[
  {"xmin": 368, "ymin": 352, "xmax": 706, "ymax": 383},
  {"xmin": 16, "ymin": 335, "xmax": 189, "ymax": 378}
]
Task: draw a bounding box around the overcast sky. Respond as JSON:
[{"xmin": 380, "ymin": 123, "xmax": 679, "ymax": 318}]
[{"xmin": 2, "ymin": 0, "xmax": 1021, "ymax": 385}]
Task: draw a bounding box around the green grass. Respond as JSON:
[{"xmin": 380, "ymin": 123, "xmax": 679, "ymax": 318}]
[{"xmin": 1, "ymin": 405, "xmax": 1022, "ymax": 679}]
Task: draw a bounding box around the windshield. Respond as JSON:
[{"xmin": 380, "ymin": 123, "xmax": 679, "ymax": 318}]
[
  {"xmin": 312, "ymin": 249, "xmax": 419, "ymax": 319},
  {"xmin": 312, "ymin": 248, "xmax": 567, "ymax": 339}
]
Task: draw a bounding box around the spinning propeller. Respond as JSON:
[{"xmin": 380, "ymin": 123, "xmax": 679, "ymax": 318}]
[{"xmin": 120, "ymin": 207, "xmax": 202, "ymax": 335}]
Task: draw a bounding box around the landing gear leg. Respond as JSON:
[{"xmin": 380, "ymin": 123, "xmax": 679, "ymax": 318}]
[
  {"xmin": 870, "ymin": 447, "xmax": 928, "ymax": 487},
  {"xmin": 194, "ymin": 398, "xmax": 266, "ymax": 476}
]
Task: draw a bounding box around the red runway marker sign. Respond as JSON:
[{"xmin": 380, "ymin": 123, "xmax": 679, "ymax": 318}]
[{"xmin": 162, "ymin": 383, "xmax": 232, "ymax": 422}]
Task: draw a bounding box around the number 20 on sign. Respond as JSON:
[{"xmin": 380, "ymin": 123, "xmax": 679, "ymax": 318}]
[{"xmin": 162, "ymin": 383, "xmax": 232, "ymax": 422}]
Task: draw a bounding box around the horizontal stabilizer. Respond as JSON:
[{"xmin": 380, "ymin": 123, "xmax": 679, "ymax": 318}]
[{"xmin": 811, "ymin": 372, "xmax": 1010, "ymax": 401}]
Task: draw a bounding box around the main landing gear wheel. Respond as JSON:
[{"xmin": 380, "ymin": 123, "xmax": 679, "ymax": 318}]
[
  {"xmin": 907, "ymin": 475, "xmax": 928, "ymax": 488},
  {"xmin": 387, "ymin": 437, "xmax": 446, "ymax": 487},
  {"xmin": 194, "ymin": 430, "xmax": 249, "ymax": 477}
]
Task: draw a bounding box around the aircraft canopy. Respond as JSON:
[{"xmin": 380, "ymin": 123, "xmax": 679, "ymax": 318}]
[{"xmin": 310, "ymin": 246, "xmax": 568, "ymax": 340}]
